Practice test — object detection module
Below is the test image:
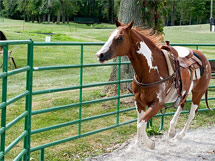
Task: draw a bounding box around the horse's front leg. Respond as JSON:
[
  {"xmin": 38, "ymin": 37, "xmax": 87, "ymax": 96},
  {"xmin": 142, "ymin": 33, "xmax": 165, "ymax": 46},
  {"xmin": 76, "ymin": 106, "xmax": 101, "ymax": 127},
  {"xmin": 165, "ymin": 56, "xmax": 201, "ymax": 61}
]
[
  {"xmin": 138, "ymin": 104, "xmax": 163, "ymax": 150},
  {"xmin": 135, "ymin": 102, "xmax": 145, "ymax": 147}
]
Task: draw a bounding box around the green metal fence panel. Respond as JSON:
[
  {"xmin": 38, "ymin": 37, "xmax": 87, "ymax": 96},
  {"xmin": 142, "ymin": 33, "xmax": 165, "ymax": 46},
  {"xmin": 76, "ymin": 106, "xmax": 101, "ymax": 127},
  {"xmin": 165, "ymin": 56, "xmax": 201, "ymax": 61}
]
[
  {"xmin": 0, "ymin": 40, "xmax": 33, "ymax": 161},
  {"xmin": 1, "ymin": 45, "xmax": 8, "ymax": 161},
  {"xmin": 0, "ymin": 41, "xmax": 215, "ymax": 160}
]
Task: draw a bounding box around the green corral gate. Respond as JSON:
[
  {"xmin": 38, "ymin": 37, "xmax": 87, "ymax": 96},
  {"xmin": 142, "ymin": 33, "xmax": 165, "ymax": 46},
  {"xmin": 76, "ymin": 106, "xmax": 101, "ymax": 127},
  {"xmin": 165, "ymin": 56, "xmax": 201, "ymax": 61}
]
[{"xmin": 0, "ymin": 40, "xmax": 215, "ymax": 161}]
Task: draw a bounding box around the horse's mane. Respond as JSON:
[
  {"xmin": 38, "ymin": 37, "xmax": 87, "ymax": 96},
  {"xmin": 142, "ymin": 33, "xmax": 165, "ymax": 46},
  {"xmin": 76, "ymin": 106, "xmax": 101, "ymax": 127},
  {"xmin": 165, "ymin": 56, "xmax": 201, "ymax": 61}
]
[{"xmin": 133, "ymin": 27, "xmax": 163, "ymax": 48}]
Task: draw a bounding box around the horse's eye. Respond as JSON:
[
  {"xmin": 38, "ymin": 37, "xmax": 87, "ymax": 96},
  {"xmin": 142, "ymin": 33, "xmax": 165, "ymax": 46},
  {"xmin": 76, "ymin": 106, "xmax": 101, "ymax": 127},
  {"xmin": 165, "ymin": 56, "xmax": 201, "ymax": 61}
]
[{"xmin": 117, "ymin": 37, "xmax": 123, "ymax": 41}]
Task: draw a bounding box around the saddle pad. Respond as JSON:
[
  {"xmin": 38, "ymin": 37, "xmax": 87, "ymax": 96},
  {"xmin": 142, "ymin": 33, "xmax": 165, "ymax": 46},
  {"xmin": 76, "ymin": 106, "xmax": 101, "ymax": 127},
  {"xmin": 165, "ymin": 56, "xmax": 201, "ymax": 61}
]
[
  {"xmin": 162, "ymin": 49, "xmax": 174, "ymax": 76},
  {"xmin": 193, "ymin": 68, "xmax": 201, "ymax": 80}
]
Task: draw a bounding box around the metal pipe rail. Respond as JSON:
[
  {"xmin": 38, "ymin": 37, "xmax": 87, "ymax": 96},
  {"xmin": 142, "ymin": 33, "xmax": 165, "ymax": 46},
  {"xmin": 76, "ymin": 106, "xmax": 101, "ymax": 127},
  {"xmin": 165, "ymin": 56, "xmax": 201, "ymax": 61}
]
[{"xmin": 0, "ymin": 41, "xmax": 215, "ymax": 161}]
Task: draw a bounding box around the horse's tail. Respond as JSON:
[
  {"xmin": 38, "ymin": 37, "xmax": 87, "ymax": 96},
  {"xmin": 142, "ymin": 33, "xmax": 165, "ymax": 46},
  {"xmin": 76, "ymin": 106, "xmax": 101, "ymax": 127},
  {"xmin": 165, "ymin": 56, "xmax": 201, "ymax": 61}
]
[
  {"xmin": 0, "ymin": 31, "xmax": 7, "ymax": 40},
  {"xmin": 205, "ymin": 89, "xmax": 211, "ymax": 111}
]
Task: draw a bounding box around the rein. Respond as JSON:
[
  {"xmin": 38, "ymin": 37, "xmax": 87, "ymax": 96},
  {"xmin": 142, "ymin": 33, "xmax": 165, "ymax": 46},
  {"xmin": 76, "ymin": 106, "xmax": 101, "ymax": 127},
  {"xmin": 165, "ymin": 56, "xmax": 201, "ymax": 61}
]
[{"xmin": 133, "ymin": 73, "xmax": 175, "ymax": 88}]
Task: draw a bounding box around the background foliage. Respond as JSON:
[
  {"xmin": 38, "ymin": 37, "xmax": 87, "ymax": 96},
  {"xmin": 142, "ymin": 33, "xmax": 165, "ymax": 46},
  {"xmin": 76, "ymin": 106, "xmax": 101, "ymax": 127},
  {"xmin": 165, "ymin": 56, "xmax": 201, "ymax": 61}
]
[{"xmin": 0, "ymin": 0, "xmax": 214, "ymax": 29}]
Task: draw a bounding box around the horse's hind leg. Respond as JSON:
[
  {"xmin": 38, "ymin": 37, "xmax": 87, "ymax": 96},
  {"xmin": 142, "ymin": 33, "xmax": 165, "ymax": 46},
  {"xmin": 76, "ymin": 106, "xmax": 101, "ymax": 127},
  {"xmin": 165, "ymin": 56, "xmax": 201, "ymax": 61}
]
[
  {"xmin": 168, "ymin": 105, "xmax": 182, "ymax": 138},
  {"xmin": 175, "ymin": 91, "xmax": 203, "ymax": 141},
  {"xmin": 174, "ymin": 103, "xmax": 198, "ymax": 140}
]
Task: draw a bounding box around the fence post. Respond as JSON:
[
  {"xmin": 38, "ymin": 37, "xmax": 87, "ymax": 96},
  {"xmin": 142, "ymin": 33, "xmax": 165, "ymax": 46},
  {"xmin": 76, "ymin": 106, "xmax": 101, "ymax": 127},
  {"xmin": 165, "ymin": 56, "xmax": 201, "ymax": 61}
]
[
  {"xmin": 24, "ymin": 40, "xmax": 34, "ymax": 161},
  {"xmin": 0, "ymin": 45, "xmax": 8, "ymax": 161},
  {"xmin": 79, "ymin": 45, "xmax": 83, "ymax": 135},
  {"xmin": 159, "ymin": 114, "xmax": 164, "ymax": 131},
  {"xmin": 116, "ymin": 57, "xmax": 121, "ymax": 124},
  {"xmin": 40, "ymin": 149, "xmax": 45, "ymax": 161}
]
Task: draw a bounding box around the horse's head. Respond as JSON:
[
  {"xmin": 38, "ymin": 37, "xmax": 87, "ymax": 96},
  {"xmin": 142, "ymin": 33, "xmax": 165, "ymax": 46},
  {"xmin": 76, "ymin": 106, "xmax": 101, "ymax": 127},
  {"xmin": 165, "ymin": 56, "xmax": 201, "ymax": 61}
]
[{"xmin": 96, "ymin": 19, "xmax": 134, "ymax": 63}]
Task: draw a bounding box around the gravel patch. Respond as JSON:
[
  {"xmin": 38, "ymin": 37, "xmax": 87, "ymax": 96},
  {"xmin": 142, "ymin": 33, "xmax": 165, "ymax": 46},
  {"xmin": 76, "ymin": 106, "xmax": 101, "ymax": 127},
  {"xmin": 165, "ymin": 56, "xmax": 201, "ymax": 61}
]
[{"xmin": 87, "ymin": 127, "xmax": 215, "ymax": 161}]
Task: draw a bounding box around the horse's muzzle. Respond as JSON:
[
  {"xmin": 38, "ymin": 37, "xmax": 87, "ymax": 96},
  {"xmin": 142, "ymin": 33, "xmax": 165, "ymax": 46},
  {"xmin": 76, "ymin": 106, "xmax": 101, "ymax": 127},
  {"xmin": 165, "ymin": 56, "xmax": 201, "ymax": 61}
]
[{"xmin": 96, "ymin": 52, "xmax": 112, "ymax": 63}]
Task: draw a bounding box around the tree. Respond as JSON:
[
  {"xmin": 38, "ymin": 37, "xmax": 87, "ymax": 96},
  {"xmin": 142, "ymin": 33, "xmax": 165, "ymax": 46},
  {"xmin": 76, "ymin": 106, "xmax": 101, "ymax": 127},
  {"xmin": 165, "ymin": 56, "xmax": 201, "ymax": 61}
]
[
  {"xmin": 3, "ymin": 0, "xmax": 21, "ymax": 19},
  {"xmin": 170, "ymin": 0, "xmax": 176, "ymax": 26}
]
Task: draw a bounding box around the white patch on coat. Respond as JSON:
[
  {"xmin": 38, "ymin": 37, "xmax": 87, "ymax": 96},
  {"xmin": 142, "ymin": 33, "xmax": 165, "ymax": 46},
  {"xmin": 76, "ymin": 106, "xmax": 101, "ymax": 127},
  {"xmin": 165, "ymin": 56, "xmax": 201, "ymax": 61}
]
[
  {"xmin": 157, "ymin": 90, "xmax": 162, "ymax": 102},
  {"xmin": 173, "ymin": 46, "xmax": 190, "ymax": 57},
  {"xmin": 135, "ymin": 101, "xmax": 144, "ymax": 122},
  {"xmin": 182, "ymin": 90, "xmax": 186, "ymax": 96},
  {"xmin": 206, "ymin": 64, "xmax": 209, "ymax": 79},
  {"xmin": 96, "ymin": 29, "xmax": 119, "ymax": 55},
  {"xmin": 189, "ymin": 81, "xmax": 194, "ymax": 93},
  {"xmin": 157, "ymin": 83, "xmax": 165, "ymax": 103},
  {"xmin": 137, "ymin": 41, "xmax": 158, "ymax": 71}
]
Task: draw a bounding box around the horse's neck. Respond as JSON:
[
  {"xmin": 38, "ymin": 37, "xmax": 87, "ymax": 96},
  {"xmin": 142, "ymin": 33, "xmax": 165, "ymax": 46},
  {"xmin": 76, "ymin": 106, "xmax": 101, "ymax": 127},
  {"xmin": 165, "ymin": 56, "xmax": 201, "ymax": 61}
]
[{"xmin": 128, "ymin": 30, "xmax": 163, "ymax": 83}]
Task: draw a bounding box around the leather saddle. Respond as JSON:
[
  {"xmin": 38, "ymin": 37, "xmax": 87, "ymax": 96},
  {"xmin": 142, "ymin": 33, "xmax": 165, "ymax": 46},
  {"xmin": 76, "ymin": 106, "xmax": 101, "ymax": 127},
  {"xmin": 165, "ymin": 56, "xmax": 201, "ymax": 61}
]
[
  {"xmin": 161, "ymin": 41, "xmax": 204, "ymax": 107},
  {"xmin": 161, "ymin": 45, "xmax": 202, "ymax": 71}
]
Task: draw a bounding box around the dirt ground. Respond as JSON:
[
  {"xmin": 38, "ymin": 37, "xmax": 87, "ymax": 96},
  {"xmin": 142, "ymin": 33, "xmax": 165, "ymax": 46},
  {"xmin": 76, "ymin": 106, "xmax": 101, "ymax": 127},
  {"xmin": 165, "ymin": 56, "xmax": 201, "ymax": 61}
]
[{"xmin": 87, "ymin": 126, "xmax": 215, "ymax": 161}]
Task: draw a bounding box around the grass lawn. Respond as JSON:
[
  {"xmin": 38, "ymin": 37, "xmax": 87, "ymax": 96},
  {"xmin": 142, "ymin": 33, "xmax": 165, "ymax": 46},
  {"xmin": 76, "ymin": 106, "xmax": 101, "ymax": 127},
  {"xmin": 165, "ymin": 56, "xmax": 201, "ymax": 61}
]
[{"xmin": 0, "ymin": 19, "xmax": 215, "ymax": 161}]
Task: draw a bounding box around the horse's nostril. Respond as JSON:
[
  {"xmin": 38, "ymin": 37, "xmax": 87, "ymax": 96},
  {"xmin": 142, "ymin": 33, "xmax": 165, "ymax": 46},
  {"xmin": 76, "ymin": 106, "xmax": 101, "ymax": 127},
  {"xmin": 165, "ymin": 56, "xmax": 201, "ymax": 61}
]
[{"xmin": 100, "ymin": 53, "xmax": 104, "ymax": 58}]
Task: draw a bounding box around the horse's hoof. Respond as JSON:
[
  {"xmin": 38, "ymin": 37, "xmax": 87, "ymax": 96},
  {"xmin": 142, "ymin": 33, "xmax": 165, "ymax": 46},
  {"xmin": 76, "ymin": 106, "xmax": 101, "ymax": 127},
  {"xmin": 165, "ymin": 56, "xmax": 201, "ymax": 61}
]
[
  {"xmin": 134, "ymin": 140, "xmax": 142, "ymax": 148},
  {"xmin": 168, "ymin": 128, "xmax": 176, "ymax": 138},
  {"xmin": 174, "ymin": 132, "xmax": 185, "ymax": 141},
  {"xmin": 147, "ymin": 140, "xmax": 155, "ymax": 150}
]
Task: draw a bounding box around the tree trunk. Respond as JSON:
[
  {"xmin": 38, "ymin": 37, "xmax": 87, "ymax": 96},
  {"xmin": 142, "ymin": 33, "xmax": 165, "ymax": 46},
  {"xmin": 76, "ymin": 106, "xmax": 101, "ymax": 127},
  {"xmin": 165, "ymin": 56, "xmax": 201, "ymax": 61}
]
[
  {"xmin": 119, "ymin": 0, "xmax": 143, "ymax": 25},
  {"xmin": 52, "ymin": 16, "xmax": 55, "ymax": 23},
  {"xmin": 48, "ymin": 0, "xmax": 51, "ymax": 24},
  {"xmin": 62, "ymin": 13, "xmax": 65, "ymax": 23},
  {"xmin": 180, "ymin": 16, "xmax": 182, "ymax": 25},
  {"xmin": 31, "ymin": 17, "xmax": 34, "ymax": 23},
  {"xmin": 171, "ymin": 0, "xmax": 176, "ymax": 26},
  {"xmin": 43, "ymin": 15, "xmax": 46, "ymax": 22},
  {"xmin": 189, "ymin": 16, "xmax": 192, "ymax": 25},
  {"xmin": 102, "ymin": 0, "xmax": 144, "ymax": 95},
  {"xmin": 38, "ymin": 16, "xmax": 41, "ymax": 23},
  {"xmin": 25, "ymin": 15, "xmax": 29, "ymax": 22},
  {"xmin": 48, "ymin": 14, "xmax": 51, "ymax": 24},
  {"xmin": 108, "ymin": 0, "xmax": 114, "ymax": 23},
  {"xmin": 66, "ymin": 15, "xmax": 70, "ymax": 24},
  {"xmin": 56, "ymin": 9, "xmax": 61, "ymax": 24}
]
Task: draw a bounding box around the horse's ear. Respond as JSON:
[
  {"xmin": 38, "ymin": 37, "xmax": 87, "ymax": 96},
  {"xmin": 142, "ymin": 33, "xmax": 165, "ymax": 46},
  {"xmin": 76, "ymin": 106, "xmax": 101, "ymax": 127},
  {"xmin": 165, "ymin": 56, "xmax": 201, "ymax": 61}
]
[
  {"xmin": 126, "ymin": 20, "xmax": 134, "ymax": 30},
  {"xmin": 114, "ymin": 18, "xmax": 125, "ymax": 27}
]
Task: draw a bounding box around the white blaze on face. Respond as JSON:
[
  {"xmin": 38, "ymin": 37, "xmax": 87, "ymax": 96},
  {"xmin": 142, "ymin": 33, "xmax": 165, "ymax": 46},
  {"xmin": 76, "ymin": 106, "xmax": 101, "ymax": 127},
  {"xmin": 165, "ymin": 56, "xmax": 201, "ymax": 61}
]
[
  {"xmin": 96, "ymin": 29, "xmax": 119, "ymax": 57},
  {"xmin": 137, "ymin": 41, "xmax": 158, "ymax": 71}
]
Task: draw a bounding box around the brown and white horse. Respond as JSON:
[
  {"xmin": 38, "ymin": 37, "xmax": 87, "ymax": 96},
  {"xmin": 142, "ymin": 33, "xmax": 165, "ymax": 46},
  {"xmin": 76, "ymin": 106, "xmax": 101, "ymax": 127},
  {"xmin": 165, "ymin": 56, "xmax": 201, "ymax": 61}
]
[{"xmin": 96, "ymin": 20, "xmax": 211, "ymax": 149}]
